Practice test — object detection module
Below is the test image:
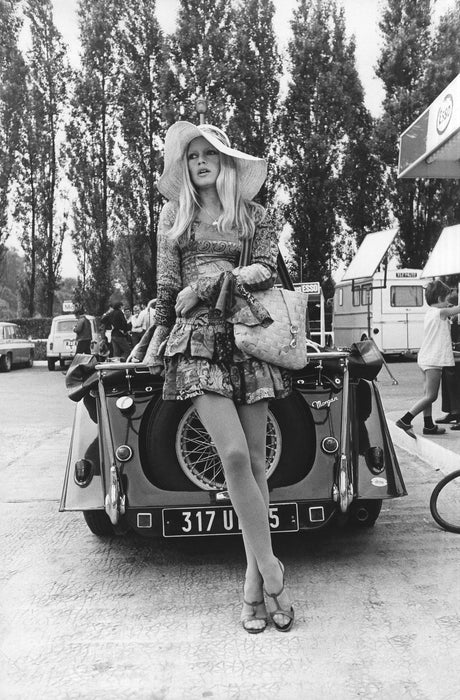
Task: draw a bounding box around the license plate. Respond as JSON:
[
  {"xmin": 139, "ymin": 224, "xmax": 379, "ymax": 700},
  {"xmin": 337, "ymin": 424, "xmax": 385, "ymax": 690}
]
[
  {"xmin": 65, "ymin": 340, "xmax": 76, "ymax": 349},
  {"xmin": 162, "ymin": 503, "xmax": 299, "ymax": 537}
]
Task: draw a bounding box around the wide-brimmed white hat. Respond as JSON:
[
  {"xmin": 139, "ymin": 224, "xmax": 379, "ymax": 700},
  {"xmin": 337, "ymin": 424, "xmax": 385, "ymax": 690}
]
[{"xmin": 157, "ymin": 121, "xmax": 267, "ymax": 201}]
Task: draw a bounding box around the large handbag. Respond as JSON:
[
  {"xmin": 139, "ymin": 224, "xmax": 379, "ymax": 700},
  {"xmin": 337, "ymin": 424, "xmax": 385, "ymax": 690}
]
[
  {"xmin": 231, "ymin": 240, "xmax": 309, "ymax": 370},
  {"xmin": 233, "ymin": 286, "xmax": 309, "ymax": 369}
]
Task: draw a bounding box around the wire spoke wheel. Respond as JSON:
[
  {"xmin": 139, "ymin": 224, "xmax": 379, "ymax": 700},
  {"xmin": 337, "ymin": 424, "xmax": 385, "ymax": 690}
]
[
  {"xmin": 430, "ymin": 469, "xmax": 460, "ymax": 534},
  {"xmin": 176, "ymin": 406, "xmax": 282, "ymax": 490}
]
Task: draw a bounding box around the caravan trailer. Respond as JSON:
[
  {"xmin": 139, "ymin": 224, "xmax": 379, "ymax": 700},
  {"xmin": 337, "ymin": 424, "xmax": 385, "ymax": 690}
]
[{"xmin": 333, "ymin": 269, "xmax": 428, "ymax": 355}]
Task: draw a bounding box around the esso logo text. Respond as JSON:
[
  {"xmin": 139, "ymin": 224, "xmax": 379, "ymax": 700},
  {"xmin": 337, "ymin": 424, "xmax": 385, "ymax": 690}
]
[{"xmin": 436, "ymin": 94, "xmax": 453, "ymax": 134}]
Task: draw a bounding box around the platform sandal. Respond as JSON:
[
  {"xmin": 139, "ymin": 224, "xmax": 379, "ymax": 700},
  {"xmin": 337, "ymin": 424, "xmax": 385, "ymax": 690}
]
[
  {"xmin": 263, "ymin": 560, "xmax": 295, "ymax": 633},
  {"xmin": 240, "ymin": 598, "xmax": 268, "ymax": 634}
]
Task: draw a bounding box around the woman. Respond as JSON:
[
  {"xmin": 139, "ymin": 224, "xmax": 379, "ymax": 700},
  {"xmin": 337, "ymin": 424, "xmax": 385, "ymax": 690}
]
[{"xmin": 131, "ymin": 121, "xmax": 294, "ymax": 633}]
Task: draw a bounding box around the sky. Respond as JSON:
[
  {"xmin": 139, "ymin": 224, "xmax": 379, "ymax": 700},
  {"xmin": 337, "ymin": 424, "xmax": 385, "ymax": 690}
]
[{"xmin": 22, "ymin": 0, "xmax": 457, "ymax": 276}]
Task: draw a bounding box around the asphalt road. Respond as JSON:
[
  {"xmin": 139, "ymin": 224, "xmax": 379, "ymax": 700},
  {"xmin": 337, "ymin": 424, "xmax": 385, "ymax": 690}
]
[{"xmin": 1, "ymin": 363, "xmax": 460, "ymax": 699}]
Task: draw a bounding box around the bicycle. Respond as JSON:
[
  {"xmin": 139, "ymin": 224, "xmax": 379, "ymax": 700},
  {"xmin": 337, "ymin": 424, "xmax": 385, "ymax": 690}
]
[{"xmin": 429, "ymin": 469, "xmax": 460, "ymax": 533}]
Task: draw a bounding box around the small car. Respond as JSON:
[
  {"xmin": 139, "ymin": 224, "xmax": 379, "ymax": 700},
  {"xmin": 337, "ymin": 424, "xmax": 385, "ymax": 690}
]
[
  {"xmin": 0, "ymin": 322, "xmax": 35, "ymax": 372},
  {"xmin": 60, "ymin": 346, "xmax": 407, "ymax": 539},
  {"xmin": 46, "ymin": 314, "xmax": 99, "ymax": 371}
]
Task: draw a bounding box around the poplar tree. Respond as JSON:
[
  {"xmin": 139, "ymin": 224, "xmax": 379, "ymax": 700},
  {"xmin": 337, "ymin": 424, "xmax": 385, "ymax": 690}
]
[
  {"xmin": 227, "ymin": 0, "xmax": 282, "ymax": 204},
  {"xmin": 0, "ymin": 0, "xmax": 25, "ymax": 263},
  {"xmin": 166, "ymin": 0, "xmax": 238, "ymax": 124},
  {"xmin": 375, "ymin": 0, "xmax": 434, "ymax": 268},
  {"xmin": 20, "ymin": 0, "xmax": 70, "ymax": 316},
  {"xmin": 67, "ymin": 0, "xmax": 120, "ymax": 314},
  {"xmin": 113, "ymin": 0, "xmax": 166, "ymax": 303},
  {"xmin": 281, "ymin": 0, "xmax": 375, "ymax": 294}
]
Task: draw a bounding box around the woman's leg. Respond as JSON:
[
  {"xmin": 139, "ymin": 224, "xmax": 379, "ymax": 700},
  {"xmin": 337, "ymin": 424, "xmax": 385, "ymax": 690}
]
[
  {"xmin": 236, "ymin": 401, "xmax": 270, "ymax": 630},
  {"xmin": 409, "ymin": 369, "xmax": 442, "ymax": 417},
  {"xmin": 193, "ymin": 393, "xmax": 292, "ymax": 627}
]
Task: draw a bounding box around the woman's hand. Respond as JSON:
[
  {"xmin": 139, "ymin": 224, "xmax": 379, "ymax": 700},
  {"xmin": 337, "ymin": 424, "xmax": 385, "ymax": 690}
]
[
  {"xmin": 234, "ymin": 263, "xmax": 271, "ymax": 285},
  {"xmin": 175, "ymin": 286, "xmax": 199, "ymax": 317}
]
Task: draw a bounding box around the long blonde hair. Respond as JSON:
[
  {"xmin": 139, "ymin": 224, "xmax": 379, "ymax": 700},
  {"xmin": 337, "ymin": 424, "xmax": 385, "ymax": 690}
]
[{"xmin": 168, "ymin": 143, "xmax": 264, "ymax": 241}]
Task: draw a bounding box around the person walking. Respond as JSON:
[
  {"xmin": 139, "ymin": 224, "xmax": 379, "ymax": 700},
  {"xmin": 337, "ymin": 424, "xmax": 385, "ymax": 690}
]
[
  {"xmin": 130, "ymin": 121, "xmax": 294, "ymax": 633},
  {"xmin": 396, "ymin": 280, "xmax": 460, "ymax": 437},
  {"xmin": 73, "ymin": 309, "xmax": 92, "ymax": 355}
]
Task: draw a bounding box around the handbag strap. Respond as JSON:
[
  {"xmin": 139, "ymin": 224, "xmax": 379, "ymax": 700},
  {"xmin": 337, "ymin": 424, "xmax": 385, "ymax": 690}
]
[{"xmin": 280, "ymin": 288, "xmax": 301, "ymax": 349}]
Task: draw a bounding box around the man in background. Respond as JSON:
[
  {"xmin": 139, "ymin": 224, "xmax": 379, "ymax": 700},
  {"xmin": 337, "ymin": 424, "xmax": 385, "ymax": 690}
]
[{"xmin": 73, "ymin": 309, "xmax": 92, "ymax": 354}]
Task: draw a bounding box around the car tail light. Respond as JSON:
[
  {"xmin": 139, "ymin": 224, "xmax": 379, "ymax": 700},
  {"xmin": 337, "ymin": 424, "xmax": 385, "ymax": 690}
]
[{"xmin": 74, "ymin": 459, "xmax": 93, "ymax": 487}]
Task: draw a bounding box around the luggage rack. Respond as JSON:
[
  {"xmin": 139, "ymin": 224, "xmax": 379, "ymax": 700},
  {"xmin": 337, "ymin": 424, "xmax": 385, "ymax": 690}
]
[{"xmin": 95, "ymin": 350, "xmax": 351, "ymax": 374}]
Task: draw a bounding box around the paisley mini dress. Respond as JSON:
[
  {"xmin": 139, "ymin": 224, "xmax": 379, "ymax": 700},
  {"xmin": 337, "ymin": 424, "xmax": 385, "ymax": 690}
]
[{"xmin": 144, "ymin": 200, "xmax": 291, "ymax": 404}]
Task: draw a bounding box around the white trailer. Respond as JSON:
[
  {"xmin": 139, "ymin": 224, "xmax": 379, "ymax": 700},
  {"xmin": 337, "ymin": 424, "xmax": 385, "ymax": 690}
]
[{"xmin": 333, "ymin": 269, "xmax": 427, "ymax": 355}]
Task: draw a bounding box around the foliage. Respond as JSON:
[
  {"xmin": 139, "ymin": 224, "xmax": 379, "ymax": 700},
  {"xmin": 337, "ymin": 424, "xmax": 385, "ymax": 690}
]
[
  {"xmin": 66, "ymin": 0, "xmax": 121, "ymax": 315},
  {"xmin": 166, "ymin": 0, "xmax": 239, "ymax": 125},
  {"xmin": 21, "ymin": 0, "xmax": 70, "ymax": 317},
  {"xmin": 281, "ymin": 0, "xmax": 383, "ymax": 295},
  {"xmin": 226, "ymin": 0, "xmax": 282, "ymax": 204},
  {"xmin": 0, "ymin": 0, "xmax": 26, "ymax": 262},
  {"xmin": 375, "ymin": 0, "xmax": 437, "ymax": 268},
  {"xmin": 112, "ymin": 0, "xmax": 166, "ymax": 304}
]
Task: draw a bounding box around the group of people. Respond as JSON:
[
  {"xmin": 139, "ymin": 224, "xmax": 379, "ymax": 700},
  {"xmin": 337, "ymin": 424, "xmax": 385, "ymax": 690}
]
[
  {"xmin": 397, "ymin": 282, "xmax": 460, "ymax": 438},
  {"xmin": 73, "ymin": 298, "xmax": 157, "ymax": 361}
]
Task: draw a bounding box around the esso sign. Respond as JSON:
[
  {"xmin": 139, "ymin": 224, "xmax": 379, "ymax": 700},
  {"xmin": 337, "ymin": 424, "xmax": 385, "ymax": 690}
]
[
  {"xmin": 436, "ymin": 93, "xmax": 453, "ymax": 134},
  {"xmin": 62, "ymin": 300, "xmax": 75, "ymax": 313}
]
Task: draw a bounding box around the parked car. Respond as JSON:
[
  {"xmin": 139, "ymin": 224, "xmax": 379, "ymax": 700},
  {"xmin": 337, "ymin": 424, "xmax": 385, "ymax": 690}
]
[
  {"xmin": 46, "ymin": 314, "xmax": 99, "ymax": 371},
  {"xmin": 0, "ymin": 322, "xmax": 35, "ymax": 372},
  {"xmin": 60, "ymin": 347, "xmax": 407, "ymax": 538}
]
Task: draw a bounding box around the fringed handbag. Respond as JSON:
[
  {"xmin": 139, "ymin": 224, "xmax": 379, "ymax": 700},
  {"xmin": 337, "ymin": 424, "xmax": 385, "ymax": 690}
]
[{"xmin": 231, "ymin": 241, "xmax": 309, "ymax": 370}]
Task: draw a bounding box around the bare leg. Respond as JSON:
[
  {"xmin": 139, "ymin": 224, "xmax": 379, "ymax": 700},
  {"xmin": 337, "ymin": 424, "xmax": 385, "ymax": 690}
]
[
  {"xmin": 193, "ymin": 394, "xmax": 292, "ymax": 628},
  {"xmin": 237, "ymin": 401, "xmax": 270, "ymax": 630},
  {"xmin": 409, "ymin": 369, "xmax": 442, "ymax": 418}
]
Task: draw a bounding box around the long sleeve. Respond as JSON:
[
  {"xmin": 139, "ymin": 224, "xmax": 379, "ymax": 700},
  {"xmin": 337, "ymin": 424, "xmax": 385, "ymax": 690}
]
[
  {"xmin": 142, "ymin": 202, "xmax": 181, "ymax": 365},
  {"xmin": 234, "ymin": 207, "xmax": 279, "ymax": 293},
  {"xmin": 154, "ymin": 202, "xmax": 182, "ymax": 328}
]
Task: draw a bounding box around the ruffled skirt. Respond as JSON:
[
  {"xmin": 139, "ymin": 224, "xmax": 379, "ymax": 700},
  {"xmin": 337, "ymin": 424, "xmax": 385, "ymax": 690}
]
[{"xmin": 162, "ymin": 306, "xmax": 291, "ymax": 404}]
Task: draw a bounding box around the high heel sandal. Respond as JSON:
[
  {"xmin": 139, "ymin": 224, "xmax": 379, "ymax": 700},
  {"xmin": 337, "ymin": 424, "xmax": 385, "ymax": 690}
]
[
  {"xmin": 240, "ymin": 598, "xmax": 268, "ymax": 634},
  {"xmin": 263, "ymin": 560, "xmax": 295, "ymax": 632}
]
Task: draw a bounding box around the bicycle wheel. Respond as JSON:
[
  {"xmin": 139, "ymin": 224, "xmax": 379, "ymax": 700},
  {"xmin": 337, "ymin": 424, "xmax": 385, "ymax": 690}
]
[{"xmin": 430, "ymin": 469, "xmax": 460, "ymax": 534}]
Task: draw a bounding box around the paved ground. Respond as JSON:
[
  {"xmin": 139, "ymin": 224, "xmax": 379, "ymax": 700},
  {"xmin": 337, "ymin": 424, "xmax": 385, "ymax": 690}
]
[
  {"xmin": 1, "ymin": 362, "xmax": 460, "ymax": 700},
  {"xmin": 377, "ymin": 359, "xmax": 460, "ymax": 474}
]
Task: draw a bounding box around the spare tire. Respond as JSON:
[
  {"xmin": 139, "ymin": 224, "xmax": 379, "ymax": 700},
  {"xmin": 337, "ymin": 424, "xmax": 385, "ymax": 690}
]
[{"xmin": 140, "ymin": 390, "xmax": 316, "ymax": 492}]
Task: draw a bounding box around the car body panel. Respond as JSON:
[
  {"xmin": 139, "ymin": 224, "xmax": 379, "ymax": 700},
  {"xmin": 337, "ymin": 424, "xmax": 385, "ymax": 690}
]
[
  {"xmin": 60, "ymin": 353, "xmax": 406, "ymax": 536},
  {"xmin": 0, "ymin": 322, "xmax": 35, "ymax": 369}
]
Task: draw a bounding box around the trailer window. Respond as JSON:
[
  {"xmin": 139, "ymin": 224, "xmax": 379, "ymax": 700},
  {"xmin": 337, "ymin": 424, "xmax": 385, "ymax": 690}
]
[
  {"xmin": 361, "ymin": 286, "xmax": 372, "ymax": 305},
  {"xmin": 390, "ymin": 285, "xmax": 424, "ymax": 307},
  {"xmin": 352, "ymin": 285, "xmax": 361, "ymax": 306}
]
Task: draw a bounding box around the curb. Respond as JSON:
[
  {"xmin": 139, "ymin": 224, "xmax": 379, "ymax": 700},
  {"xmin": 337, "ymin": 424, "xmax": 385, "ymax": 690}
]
[{"xmin": 388, "ymin": 418, "xmax": 460, "ymax": 476}]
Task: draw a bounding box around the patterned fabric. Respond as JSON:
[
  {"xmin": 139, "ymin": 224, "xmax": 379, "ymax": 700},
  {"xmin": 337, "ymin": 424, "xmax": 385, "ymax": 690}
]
[{"xmin": 144, "ymin": 201, "xmax": 292, "ymax": 403}]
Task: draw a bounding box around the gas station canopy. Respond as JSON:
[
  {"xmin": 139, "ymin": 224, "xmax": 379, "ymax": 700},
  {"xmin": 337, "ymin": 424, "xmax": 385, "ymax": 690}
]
[{"xmin": 398, "ymin": 73, "xmax": 460, "ymax": 179}]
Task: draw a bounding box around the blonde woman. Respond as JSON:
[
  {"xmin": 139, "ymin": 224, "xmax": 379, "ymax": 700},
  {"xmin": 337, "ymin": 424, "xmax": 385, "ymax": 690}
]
[{"xmin": 132, "ymin": 122, "xmax": 294, "ymax": 633}]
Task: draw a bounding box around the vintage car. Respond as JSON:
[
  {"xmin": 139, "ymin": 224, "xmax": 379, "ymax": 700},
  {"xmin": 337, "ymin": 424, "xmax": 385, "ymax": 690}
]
[
  {"xmin": 46, "ymin": 314, "xmax": 99, "ymax": 371},
  {"xmin": 60, "ymin": 343, "xmax": 407, "ymax": 538},
  {"xmin": 0, "ymin": 322, "xmax": 35, "ymax": 372}
]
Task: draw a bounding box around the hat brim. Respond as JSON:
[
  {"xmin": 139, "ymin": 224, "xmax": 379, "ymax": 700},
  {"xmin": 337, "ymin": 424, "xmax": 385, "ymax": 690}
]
[{"xmin": 157, "ymin": 121, "xmax": 267, "ymax": 201}]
